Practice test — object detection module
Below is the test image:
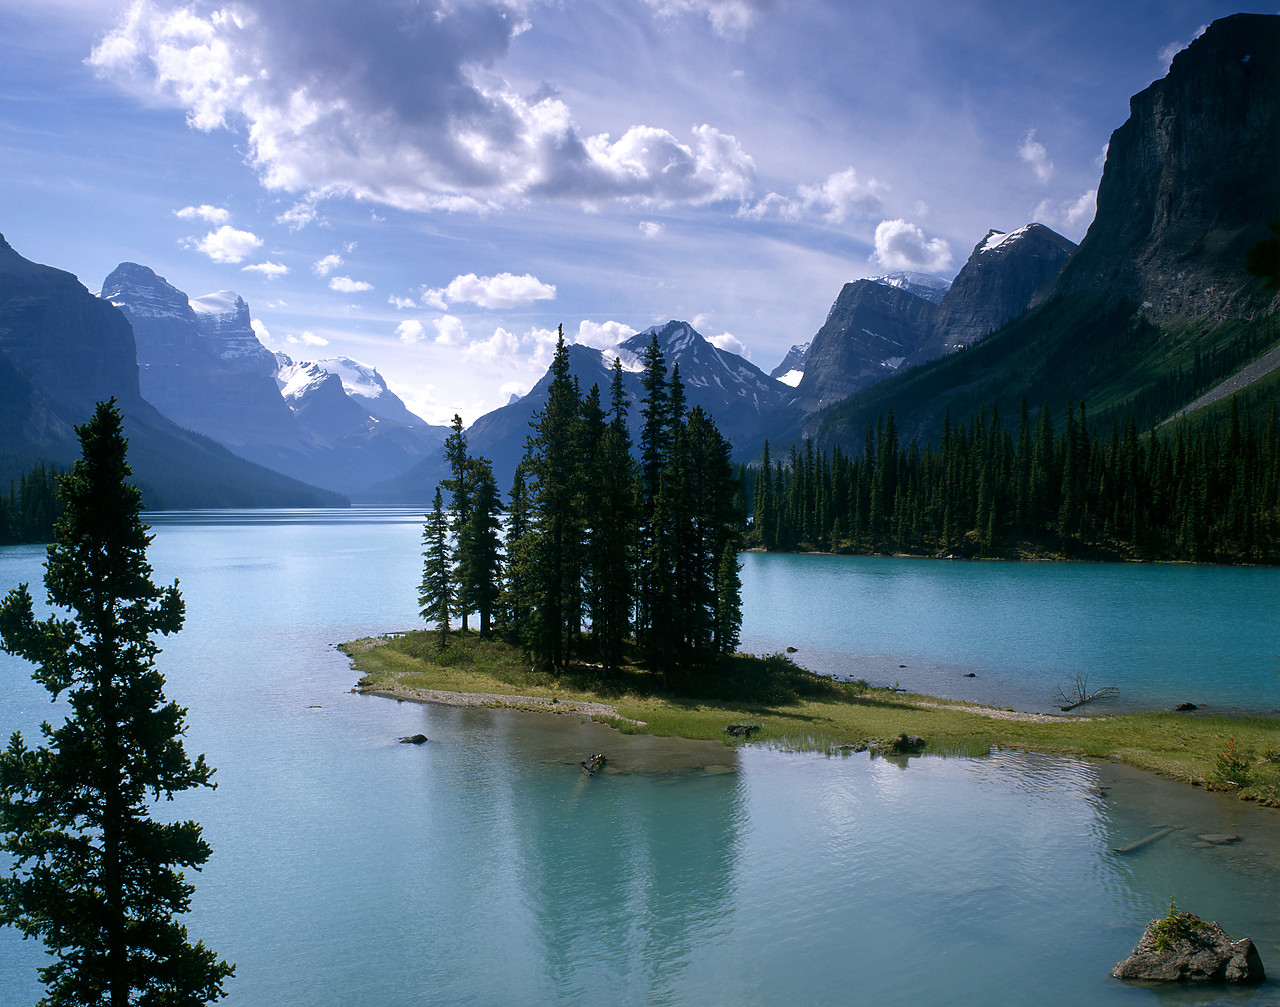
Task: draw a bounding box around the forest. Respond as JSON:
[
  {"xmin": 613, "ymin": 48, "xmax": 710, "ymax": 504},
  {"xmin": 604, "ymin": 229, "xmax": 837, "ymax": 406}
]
[
  {"xmin": 0, "ymin": 464, "xmax": 62, "ymax": 546},
  {"xmin": 421, "ymin": 330, "xmax": 744, "ymax": 676},
  {"xmin": 744, "ymin": 396, "xmax": 1280, "ymax": 565}
]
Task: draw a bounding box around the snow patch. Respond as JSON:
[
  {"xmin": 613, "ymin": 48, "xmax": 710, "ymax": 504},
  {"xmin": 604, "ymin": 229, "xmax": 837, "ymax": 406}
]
[
  {"xmin": 777, "ymin": 368, "xmax": 804, "ymax": 388},
  {"xmin": 189, "ymin": 290, "xmax": 241, "ymax": 314}
]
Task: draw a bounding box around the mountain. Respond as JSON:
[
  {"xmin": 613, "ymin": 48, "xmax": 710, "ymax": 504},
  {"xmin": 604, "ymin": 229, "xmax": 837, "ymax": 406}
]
[
  {"xmin": 374, "ymin": 320, "xmax": 799, "ymax": 503},
  {"xmin": 769, "ymin": 341, "xmax": 809, "ymax": 386},
  {"xmin": 1054, "ymin": 12, "xmax": 1280, "ymax": 322},
  {"xmin": 914, "ymin": 223, "xmax": 1077, "ymax": 359},
  {"xmin": 788, "ymin": 280, "xmax": 939, "ymax": 412},
  {"xmin": 795, "ymin": 13, "xmax": 1280, "ymax": 456},
  {"xmin": 0, "ymin": 236, "xmax": 344, "ymax": 508},
  {"xmin": 102, "ymin": 264, "xmax": 447, "ymax": 496}
]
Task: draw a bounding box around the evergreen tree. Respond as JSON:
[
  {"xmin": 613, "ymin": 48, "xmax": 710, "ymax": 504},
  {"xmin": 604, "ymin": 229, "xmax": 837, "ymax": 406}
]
[
  {"xmin": 459, "ymin": 459, "xmax": 503, "ymax": 637},
  {"xmin": 714, "ymin": 543, "xmax": 743, "ymax": 655},
  {"xmin": 442, "ymin": 414, "xmax": 473, "ymax": 631},
  {"xmin": 419, "ymin": 486, "xmax": 453, "ymax": 651},
  {"xmin": 0, "ymin": 400, "xmax": 233, "ymax": 1006}
]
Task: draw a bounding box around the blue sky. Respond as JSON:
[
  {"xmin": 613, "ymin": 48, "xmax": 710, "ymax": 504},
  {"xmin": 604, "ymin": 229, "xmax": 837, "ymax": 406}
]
[{"xmin": 0, "ymin": 0, "xmax": 1253, "ymax": 424}]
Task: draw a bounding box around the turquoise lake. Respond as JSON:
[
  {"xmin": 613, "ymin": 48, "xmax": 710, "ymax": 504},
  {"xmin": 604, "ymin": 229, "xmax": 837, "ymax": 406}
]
[{"xmin": 1, "ymin": 509, "xmax": 1279, "ymax": 1006}]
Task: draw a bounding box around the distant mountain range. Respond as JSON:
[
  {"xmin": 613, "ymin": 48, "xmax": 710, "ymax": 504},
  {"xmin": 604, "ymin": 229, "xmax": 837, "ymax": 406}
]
[{"xmin": 0, "ymin": 13, "xmax": 1274, "ymax": 507}]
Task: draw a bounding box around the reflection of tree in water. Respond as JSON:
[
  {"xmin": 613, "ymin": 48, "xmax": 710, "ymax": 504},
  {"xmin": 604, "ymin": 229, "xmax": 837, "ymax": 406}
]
[{"xmin": 512, "ymin": 762, "xmax": 746, "ymax": 1002}]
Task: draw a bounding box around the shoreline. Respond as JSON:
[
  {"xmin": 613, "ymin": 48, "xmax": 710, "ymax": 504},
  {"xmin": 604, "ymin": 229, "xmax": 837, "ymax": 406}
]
[{"xmin": 343, "ymin": 630, "xmax": 1280, "ymax": 807}]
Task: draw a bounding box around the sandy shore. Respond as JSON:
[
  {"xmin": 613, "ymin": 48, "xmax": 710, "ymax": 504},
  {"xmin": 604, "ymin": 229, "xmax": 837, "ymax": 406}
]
[
  {"xmin": 360, "ymin": 683, "xmax": 1081, "ymax": 726},
  {"xmin": 361, "ymin": 684, "xmax": 648, "ymax": 725}
]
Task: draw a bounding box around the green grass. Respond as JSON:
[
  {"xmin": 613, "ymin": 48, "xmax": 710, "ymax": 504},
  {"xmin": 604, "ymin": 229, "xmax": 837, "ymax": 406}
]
[{"xmin": 342, "ymin": 630, "xmax": 1280, "ymax": 805}]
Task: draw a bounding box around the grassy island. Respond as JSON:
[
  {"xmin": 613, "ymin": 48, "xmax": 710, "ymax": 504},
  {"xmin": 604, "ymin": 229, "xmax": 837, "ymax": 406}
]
[{"xmin": 343, "ymin": 630, "xmax": 1280, "ymax": 807}]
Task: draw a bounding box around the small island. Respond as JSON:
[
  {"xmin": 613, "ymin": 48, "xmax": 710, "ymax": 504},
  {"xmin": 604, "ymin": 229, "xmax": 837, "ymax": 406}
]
[{"xmin": 343, "ymin": 629, "xmax": 1280, "ymax": 807}]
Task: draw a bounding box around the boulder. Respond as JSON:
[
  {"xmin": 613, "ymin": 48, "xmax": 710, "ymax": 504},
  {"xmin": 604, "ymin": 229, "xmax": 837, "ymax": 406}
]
[
  {"xmin": 399, "ymin": 734, "xmax": 428, "ymax": 745},
  {"xmin": 1112, "ymin": 910, "xmax": 1265, "ymax": 984}
]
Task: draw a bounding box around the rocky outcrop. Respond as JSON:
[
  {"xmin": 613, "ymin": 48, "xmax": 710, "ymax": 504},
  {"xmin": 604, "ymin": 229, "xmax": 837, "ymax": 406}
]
[
  {"xmin": 790, "ymin": 280, "xmax": 937, "ymax": 411},
  {"xmin": 915, "ymin": 224, "xmax": 1077, "ymax": 359},
  {"xmin": 1112, "ymin": 909, "xmax": 1265, "ymax": 983},
  {"xmin": 1055, "ymin": 13, "xmax": 1280, "ymax": 321}
]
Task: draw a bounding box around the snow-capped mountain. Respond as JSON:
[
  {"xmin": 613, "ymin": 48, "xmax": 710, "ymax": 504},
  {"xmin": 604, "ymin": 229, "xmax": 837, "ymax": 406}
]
[
  {"xmin": 867, "ymin": 271, "xmax": 952, "ymax": 304},
  {"xmin": 372, "ymin": 320, "xmax": 802, "ymax": 503},
  {"xmin": 276, "ymin": 354, "xmax": 432, "ymax": 430},
  {"xmin": 769, "ymin": 341, "xmax": 810, "ymax": 387},
  {"xmin": 101, "ymin": 263, "xmax": 447, "ymax": 496}
]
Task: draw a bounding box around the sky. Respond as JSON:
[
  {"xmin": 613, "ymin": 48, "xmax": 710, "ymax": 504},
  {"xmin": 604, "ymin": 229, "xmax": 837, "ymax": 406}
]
[{"xmin": 0, "ymin": 0, "xmax": 1257, "ymax": 425}]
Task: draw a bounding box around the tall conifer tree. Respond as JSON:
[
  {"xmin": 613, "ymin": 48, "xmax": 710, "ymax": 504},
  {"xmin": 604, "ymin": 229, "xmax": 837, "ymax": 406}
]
[{"xmin": 0, "ymin": 400, "xmax": 233, "ymax": 1006}]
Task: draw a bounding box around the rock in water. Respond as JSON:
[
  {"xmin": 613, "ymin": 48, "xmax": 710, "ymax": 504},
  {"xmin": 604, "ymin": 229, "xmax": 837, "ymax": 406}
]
[{"xmin": 1112, "ymin": 909, "xmax": 1265, "ymax": 983}]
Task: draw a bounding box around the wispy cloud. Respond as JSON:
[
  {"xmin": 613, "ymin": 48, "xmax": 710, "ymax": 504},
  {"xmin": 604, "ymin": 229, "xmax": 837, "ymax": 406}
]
[
  {"xmin": 329, "ymin": 276, "xmax": 372, "ymax": 293},
  {"xmin": 175, "ymin": 204, "xmax": 230, "ymax": 224},
  {"xmin": 1018, "ymin": 131, "xmax": 1054, "ymax": 184},
  {"xmin": 312, "ymin": 253, "xmax": 343, "ymax": 277},
  {"xmin": 742, "ymin": 168, "xmax": 885, "ymax": 223},
  {"xmin": 242, "ymin": 261, "xmax": 288, "ymax": 277}
]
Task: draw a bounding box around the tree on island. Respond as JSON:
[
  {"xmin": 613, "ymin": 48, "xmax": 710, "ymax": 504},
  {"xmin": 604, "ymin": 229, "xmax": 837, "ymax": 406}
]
[
  {"xmin": 0, "ymin": 399, "xmax": 233, "ymax": 1006},
  {"xmin": 419, "ymin": 486, "xmax": 454, "ymax": 652}
]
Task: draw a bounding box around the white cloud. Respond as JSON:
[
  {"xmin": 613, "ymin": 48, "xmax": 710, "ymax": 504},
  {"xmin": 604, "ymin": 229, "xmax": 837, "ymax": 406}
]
[
  {"xmin": 871, "ymin": 219, "xmax": 953, "ymax": 273},
  {"xmin": 709, "ymin": 331, "xmax": 748, "ymax": 357},
  {"xmin": 1159, "ymin": 25, "xmax": 1207, "ymax": 69},
  {"xmin": 242, "ymin": 260, "xmax": 288, "ymax": 277},
  {"xmin": 328, "ymin": 276, "xmax": 372, "ymax": 293},
  {"xmin": 388, "ymin": 294, "xmax": 416, "ymax": 310},
  {"xmin": 639, "ymin": 220, "xmax": 664, "ymax": 238},
  {"xmin": 286, "ymin": 330, "xmax": 328, "ymax": 347},
  {"xmin": 1032, "ymin": 189, "xmax": 1097, "ymax": 240},
  {"xmin": 250, "ymin": 317, "xmax": 272, "ymax": 345},
  {"xmin": 499, "ymin": 380, "xmax": 529, "ymax": 403},
  {"xmin": 433, "ymin": 315, "xmax": 468, "ymax": 346},
  {"xmin": 462, "ymin": 326, "xmax": 521, "ymax": 363},
  {"xmin": 90, "ymin": 2, "xmax": 759, "ymax": 213},
  {"xmin": 396, "ymin": 319, "xmax": 426, "ymax": 343},
  {"xmin": 642, "ymin": 0, "xmax": 776, "ymax": 36},
  {"xmin": 573, "ymin": 319, "xmax": 637, "ymax": 350},
  {"xmin": 277, "ymin": 199, "xmax": 320, "ymax": 230},
  {"xmin": 1018, "ymin": 130, "xmax": 1054, "ymax": 184},
  {"xmin": 742, "ymin": 167, "xmax": 884, "ymax": 223},
  {"xmin": 312, "ymin": 253, "xmax": 343, "ymax": 277},
  {"xmin": 175, "ymin": 203, "xmax": 230, "ymax": 224},
  {"xmin": 195, "ymin": 225, "xmax": 262, "ymax": 263},
  {"xmin": 423, "ymin": 272, "xmax": 557, "ymax": 310}
]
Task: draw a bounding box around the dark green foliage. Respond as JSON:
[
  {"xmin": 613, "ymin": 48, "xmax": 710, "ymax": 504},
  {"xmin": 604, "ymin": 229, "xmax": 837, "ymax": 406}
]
[
  {"xmin": 419, "ymin": 487, "xmax": 453, "ymax": 651},
  {"xmin": 459, "ymin": 458, "xmax": 503, "ymax": 637},
  {"xmin": 442, "ymin": 415, "xmax": 472, "ymax": 632},
  {"xmin": 513, "ymin": 330, "xmax": 742, "ymax": 676},
  {"xmin": 0, "ymin": 463, "xmax": 63, "ymax": 545},
  {"xmin": 748, "ymin": 396, "xmax": 1280, "ymax": 564},
  {"xmin": 0, "ymin": 400, "xmax": 233, "ymax": 1006}
]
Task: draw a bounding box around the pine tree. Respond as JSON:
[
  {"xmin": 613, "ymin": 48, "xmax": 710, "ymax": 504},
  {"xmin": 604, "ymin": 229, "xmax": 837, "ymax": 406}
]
[
  {"xmin": 0, "ymin": 400, "xmax": 233, "ymax": 1007},
  {"xmin": 419, "ymin": 486, "xmax": 453, "ymax": 651},
  {"xmin": 442, "ymin": 415, "xmax": 472, "ymax": 632}
]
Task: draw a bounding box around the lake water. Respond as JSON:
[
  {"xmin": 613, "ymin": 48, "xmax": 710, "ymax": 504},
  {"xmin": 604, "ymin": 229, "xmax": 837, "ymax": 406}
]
[{"xmin": 1, "ymin": 509, "xmax": 1279, "ymax": 1006}]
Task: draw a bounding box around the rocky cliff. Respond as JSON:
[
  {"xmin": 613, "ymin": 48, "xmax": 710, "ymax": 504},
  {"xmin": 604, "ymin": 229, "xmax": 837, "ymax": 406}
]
[
  {"xmin": 1054, "ymin": 12, "xmax": 1280, "ymax": 320},
  {"xmin": 790, "ymin": 280, "xmax": 937, "ymax": 411},
  {"xmin": 915, "ymin": 223, "xmax": 1077, "ymax": 359}
]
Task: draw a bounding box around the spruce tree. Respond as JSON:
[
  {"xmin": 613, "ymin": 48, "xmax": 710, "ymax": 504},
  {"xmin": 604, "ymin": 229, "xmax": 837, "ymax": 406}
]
[
  {"xmin": 0, "ymin": 400, "xmax": 233, "ymax": 1007},
  {"xmin": 419, "ymin": 486, "xmax": 453, "ymax": 651}
]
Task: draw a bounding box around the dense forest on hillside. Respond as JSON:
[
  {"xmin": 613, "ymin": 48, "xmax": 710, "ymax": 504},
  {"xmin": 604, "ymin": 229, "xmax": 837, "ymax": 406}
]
[
  {"xmin": 0, "ymin": 464, "xmax": 62, "ymax": 545},
  {"xmin": 746, "ymin": 396, "xmax": 1280, "ymax": 564}
]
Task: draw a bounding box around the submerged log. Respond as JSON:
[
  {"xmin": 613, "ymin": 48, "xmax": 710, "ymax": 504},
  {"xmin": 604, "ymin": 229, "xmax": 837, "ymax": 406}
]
[
  {"xmin": 580, "ymin": 753, "xmax": 607, "ymax": 775},
  {"xmin": 1113, "ymin": 827, "xmax": 1175, "ymax": 853}
]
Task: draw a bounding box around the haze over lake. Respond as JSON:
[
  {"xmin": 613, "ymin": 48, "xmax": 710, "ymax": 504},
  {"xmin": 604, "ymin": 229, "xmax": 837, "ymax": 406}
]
[{"xmin": 2, "ymin": 509, "xmax": 1278, "ymax": 1005}]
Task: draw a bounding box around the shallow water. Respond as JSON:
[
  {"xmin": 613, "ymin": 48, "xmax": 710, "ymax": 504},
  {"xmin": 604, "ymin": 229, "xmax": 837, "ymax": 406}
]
[{"xmin": 1, "ymin": 510, "xmax": 1278, "ymax": 1006}]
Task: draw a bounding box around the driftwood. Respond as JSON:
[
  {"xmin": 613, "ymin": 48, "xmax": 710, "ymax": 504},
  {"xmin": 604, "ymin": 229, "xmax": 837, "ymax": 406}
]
[
  {"xmin": 724, "ymin": 724, "xmax": 761, "ymax": 739},
  {"xmin": 1113, "ymin": 827, "xmax": 1175, "ymax": 853},
  {"xmin": 1056, "ymin": 673, "xmax": 1119, "ymax": 712}
]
